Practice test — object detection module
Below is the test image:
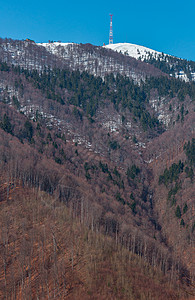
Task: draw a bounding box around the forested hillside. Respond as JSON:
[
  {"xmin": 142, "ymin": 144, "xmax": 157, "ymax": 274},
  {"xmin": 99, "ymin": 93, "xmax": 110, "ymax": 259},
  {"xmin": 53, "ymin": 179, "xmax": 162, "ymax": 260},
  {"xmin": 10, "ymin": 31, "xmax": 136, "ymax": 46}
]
[
  {"xmin": 0, "ymin": 38, "xmax": 194, "ymax": 299},
  {"xmin": 1, "ymin": 179, "xmax": 189, "ymax": 299},
  {"xmin": 105, "ymin": 42, "xmax": 195, "ymax": 82}
]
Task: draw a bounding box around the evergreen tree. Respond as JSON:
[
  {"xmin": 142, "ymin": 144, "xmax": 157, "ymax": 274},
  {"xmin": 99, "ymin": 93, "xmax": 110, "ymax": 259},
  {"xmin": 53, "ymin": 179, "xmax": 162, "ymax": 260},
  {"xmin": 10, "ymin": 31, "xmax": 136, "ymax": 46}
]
[
  {"xmin": 0, "ymin": 114, "xmax": 13, "ymax": 134},
  {"xmin": 175, "ymin": 205, "xmax": 181, "ymax": 219}
]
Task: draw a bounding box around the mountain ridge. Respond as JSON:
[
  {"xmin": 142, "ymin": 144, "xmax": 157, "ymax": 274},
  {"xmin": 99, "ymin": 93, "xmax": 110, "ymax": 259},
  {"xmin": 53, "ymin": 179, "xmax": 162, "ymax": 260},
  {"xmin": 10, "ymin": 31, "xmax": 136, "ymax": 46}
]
[
  {"xmin": 104, "ymin": 42, "xmax": 195, "ymax": 82},
  {"xmin": 37, "ymin": 40, "xmax": 195, "ymax": 82},
  {"xmin": 104, "ymin": 42, "xmax": 164, "ymax": 60}
]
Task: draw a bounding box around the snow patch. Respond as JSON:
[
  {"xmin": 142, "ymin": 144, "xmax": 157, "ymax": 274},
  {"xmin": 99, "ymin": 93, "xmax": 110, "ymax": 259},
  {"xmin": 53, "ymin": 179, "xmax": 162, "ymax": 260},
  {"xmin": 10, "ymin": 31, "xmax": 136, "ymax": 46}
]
[{"xmin": 104, "ymin": 43, "xmax": 163, "ymax": 61}]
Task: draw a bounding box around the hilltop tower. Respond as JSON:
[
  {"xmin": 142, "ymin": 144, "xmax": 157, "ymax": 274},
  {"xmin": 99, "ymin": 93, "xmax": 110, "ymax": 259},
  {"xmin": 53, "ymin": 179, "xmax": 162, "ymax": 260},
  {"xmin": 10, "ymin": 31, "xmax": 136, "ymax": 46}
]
[{"xmin": 109, "ymin": 14, "xmax": 113, "ymax": 44}]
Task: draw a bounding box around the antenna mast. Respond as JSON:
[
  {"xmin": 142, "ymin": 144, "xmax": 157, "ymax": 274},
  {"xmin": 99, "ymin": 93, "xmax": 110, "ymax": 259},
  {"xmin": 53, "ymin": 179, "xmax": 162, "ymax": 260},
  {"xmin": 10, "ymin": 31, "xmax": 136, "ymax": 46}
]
[{"xmin": 109, "ymin": 14, "xmax": 113, "ymax": 44}]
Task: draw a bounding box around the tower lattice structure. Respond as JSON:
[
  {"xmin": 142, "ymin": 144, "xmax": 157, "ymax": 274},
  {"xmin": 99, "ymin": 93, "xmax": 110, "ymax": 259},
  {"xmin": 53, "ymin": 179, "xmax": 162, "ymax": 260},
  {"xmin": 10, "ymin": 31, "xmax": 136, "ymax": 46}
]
[{"xmin": 109, "ymin": 14, "xmax": 113, "ymax": 44}]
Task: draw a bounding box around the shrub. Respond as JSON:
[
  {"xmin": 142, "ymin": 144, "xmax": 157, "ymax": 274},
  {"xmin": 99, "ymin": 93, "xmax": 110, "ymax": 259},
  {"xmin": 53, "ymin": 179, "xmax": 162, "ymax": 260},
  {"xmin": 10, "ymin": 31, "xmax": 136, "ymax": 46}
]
[{"xmin": 175, "ymin": 205, "xmax": 181, "ymax": 219}]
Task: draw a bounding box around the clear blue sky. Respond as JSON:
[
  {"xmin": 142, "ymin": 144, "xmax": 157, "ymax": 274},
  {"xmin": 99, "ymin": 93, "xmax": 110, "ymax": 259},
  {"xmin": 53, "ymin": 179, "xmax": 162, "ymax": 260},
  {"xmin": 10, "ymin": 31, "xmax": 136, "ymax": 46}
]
[{"xmin": 0, "ymin": 0, "xmax": 195, "ymax": 61}]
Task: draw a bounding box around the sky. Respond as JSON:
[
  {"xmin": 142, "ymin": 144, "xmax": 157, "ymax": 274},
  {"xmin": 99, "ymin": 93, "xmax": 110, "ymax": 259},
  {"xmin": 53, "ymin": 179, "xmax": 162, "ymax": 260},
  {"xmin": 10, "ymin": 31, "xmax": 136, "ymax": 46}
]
[{"xmin": 0, "ymin": 0, "xmax": 195, "ymax": 61}]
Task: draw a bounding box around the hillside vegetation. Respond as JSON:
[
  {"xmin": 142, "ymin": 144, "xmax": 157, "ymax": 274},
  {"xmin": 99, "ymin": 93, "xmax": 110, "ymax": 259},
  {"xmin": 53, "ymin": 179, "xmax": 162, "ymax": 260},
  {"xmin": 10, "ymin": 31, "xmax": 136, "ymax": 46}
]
[
  {"xmin": 0, "ymin": 179, "xmax": 190, "ymax": 299},
  {"xmin": 0, "ymin": 38, "xmax": 194, "ymax": 299}
]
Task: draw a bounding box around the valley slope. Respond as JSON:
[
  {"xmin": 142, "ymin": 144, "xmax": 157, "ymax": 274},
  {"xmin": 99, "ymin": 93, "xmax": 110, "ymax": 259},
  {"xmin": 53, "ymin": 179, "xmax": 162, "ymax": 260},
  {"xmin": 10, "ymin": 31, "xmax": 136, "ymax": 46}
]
[{"xmin": 0, "ymin": 37, "xmax": 194, "ymax": 299}]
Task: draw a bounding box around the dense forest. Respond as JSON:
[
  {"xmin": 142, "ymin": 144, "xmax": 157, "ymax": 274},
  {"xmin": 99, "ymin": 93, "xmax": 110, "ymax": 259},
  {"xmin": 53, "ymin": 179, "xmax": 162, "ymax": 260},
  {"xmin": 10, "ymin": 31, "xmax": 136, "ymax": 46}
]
[
  {"xmin": 142, "ymin": 51, "xmax": 195, "ymax": 79},
  {"xmin": 1, "ymin": 59, "xmax": 195, "ymax": 133}
]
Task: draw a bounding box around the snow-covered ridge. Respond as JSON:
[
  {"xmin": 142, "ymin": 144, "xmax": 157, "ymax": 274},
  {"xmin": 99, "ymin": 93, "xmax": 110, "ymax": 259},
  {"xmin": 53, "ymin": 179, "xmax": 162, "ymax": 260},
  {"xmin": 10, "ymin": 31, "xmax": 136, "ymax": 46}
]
[
  {"xmin": 37, "ymin": 42, "xmax": 75, "ymax": 55},
  {"xmin": 39, "ymin": 42, "xmax": 164, "ymax": 61},
  {"xmin": 104, "ymin": 43, "xmax": 195, "ymax": 82},
  {"xmin": 36, "ymin": 41, "xmax": 152, "ymax": 82},
  {"xmin": 1, "ymin": 39, "xmax": 194, "ymax": 82},
  {"xmin": 104, "ymin": 43, "xmax": 164, "ymax": 60}
]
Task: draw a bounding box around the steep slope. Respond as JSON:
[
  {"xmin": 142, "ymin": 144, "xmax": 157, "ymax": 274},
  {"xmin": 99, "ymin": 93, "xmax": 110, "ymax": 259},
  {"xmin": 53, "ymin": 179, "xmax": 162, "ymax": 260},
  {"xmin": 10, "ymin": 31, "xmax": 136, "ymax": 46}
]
[
  {"xmin": 0, "ymin": 38, "xmax": 165, "ymax": 82},
  {"xmin": 105, "ymin": 42, "xmax": 195, "ymax": 82},
  {"xmin": 105, "ymin": 42, "xmax": 163, "ymax": 60},
  {"xmin": 37, "ymin": 42, "xmax": 164, "ymax": 81},
  {"xmin": 0, "ymin": 38, "xmax": 69, "ymax": 71},
  {"xmin": 143, "ymin": 113, "xmax": 195, "ymax": 278},
  {"xmin": 0, "ymin": 38, "xmax": 194, "ymax": 298},
  {"xmin": 0, "ymin": 179, "xmax": 188, "ymax": 299}
]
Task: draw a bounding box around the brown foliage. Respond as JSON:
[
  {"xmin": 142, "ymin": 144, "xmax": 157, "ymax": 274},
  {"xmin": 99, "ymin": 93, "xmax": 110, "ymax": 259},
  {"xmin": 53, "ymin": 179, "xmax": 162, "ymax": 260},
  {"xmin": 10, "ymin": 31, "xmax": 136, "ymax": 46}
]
[{"xmin": 0, "ymin": 183, "xmax": 187, "ymax": 300}]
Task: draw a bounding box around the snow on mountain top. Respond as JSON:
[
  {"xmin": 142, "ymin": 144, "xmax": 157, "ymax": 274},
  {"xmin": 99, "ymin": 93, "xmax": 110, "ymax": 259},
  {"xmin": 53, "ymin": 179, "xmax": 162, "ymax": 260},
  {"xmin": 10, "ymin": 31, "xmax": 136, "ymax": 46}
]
[
  {"xmin": 104, "ymin": 43, "xmax": 165, "ymax": 60},
  {"xmin": 38, "ymin": 42, "xmax": 165, "ymax": 61},
  {"xmin": 38, "ymin": 42, "xmax": 75, "ymax": 52},
  {"xmin": 38, "ymin": 42, "xmax": 76, "ymax": 54},
  {"xmin": 38, "ymin": 42, "xmax": 75, "ymax": 47}
]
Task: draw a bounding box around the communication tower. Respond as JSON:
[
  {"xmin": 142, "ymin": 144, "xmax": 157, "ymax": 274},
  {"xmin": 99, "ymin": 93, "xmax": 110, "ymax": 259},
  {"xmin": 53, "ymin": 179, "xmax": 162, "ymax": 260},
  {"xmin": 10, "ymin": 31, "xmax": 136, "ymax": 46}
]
[{"xmin": 109, "ymin": 14, "xmax": 113, "ymax": 44}]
